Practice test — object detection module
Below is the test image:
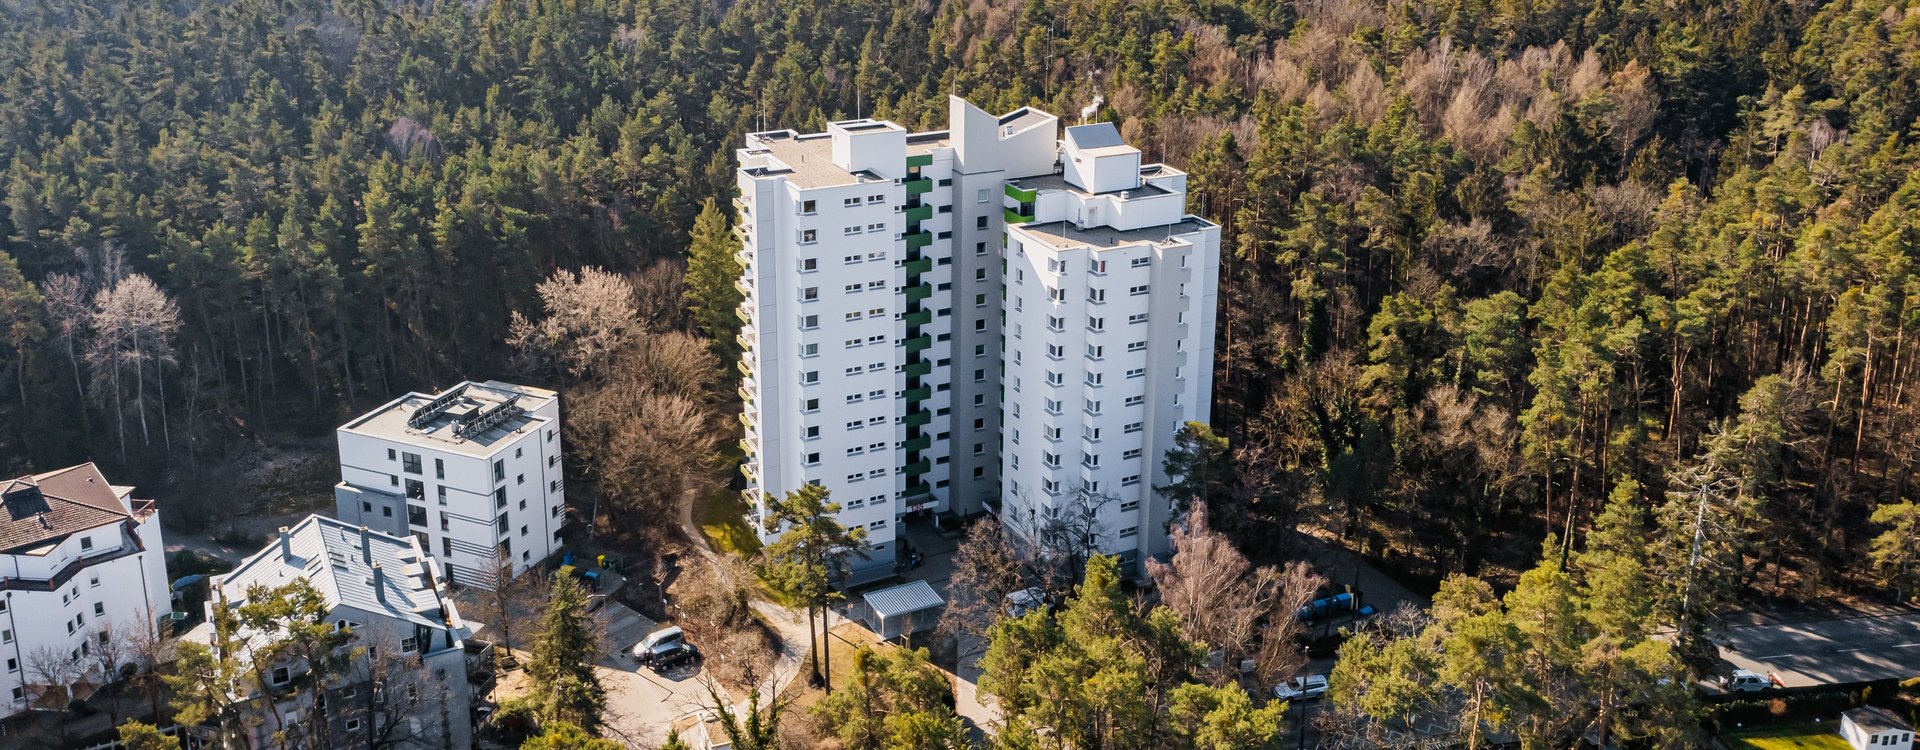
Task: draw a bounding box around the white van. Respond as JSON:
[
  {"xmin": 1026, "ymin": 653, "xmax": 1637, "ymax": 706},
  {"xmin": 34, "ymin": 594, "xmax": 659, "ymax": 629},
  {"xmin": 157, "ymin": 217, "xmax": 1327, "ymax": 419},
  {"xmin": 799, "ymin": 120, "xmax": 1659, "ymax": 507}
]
[{"xmin": 1722, "ymin": 669, "xmax": 1772, "ymax": 692}]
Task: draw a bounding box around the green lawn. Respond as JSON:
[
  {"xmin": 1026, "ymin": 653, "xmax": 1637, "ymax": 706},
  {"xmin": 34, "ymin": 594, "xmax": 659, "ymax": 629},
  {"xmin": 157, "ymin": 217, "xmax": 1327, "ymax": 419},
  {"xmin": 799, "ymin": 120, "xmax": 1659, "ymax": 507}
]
[
  {"xmin": 1724, "ymin": 726, "xmax": 1853, "ymax": 750},
  {"xmin": 694, "ymin": 485, "xmax": 761, "ymax": 557}
]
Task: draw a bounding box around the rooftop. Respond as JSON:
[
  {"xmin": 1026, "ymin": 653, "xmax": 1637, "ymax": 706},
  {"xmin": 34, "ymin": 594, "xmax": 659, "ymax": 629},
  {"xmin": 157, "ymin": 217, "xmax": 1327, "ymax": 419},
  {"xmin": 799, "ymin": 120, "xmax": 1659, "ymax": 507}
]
[
  {"xmin": 1000, "ymin": 108, "xmax": 1056, "ymax": 135},
  {"xmin": 0, "ymin": 463, "xmax": 140, "ymax": 555},
  {"xmin": 1845, "ymin": 706, "xmax": 1911, "ymax": 734},
  {"xmin": 1065, "ymin": 122, "xmax": 1139, "ymax": 157},
  {"xmin": 1014, "ymin": 216, "xmax": 1216, "ymax": 251},
  {"xmin": 216, "ymin": 514, "xmax": 460, "ymax": 635},
  {"xmin": 341, "ymin": 380, "xmax": 554, "ymax": 457},
  {"xmin": 1009, "ymin": 172, "xmax": 1174, "ymax": 200},
  {"xmin": 743, "ymin": 131, "xmax": 883, "ymax": 190}
]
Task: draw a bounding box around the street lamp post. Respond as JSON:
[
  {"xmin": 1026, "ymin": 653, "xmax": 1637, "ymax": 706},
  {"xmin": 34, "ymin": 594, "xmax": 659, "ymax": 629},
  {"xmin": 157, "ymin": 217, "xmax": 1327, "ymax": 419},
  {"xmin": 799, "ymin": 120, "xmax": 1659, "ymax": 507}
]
[{"xmin": 1296, "ymin": 645, "xmax": 1311, "ymax": 750}]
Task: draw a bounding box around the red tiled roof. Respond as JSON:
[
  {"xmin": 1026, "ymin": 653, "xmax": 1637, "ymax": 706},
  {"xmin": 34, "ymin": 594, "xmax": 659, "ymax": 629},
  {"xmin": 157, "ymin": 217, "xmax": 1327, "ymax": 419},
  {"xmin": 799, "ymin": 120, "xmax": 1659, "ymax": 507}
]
[{"xmin": 0, "ymin": 463, "xmax": 139, "ymax": 555}]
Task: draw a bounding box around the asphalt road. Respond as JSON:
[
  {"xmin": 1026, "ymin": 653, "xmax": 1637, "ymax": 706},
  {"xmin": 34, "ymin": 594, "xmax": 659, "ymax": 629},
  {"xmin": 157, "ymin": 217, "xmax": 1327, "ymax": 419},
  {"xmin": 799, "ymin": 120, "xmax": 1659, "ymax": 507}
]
[{"xmin": 1716, "ymin": 607, "xmax": 1920, "ymax": 688}]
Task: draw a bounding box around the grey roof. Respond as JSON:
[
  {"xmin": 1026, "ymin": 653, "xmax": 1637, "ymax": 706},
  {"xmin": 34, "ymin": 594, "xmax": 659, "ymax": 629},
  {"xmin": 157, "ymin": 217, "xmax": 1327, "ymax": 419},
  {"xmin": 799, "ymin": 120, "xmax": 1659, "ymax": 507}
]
[
  {"xmin": 862, "ymin": 579, "xmax": 943, "ymax": 619},
  {"xmin": 1014, "ymin": 216, "xmax": 1217, "ymax": 251},
  {"xmin": 1846, "ymin": 706, "xmax": 1912, "ymax": 734},
  {"xmin": 340, "ymin": 380, "xmax": 555, "ymax": 457},
  {"xmin": 215, "ymin": 514, "xmax": 455, "ymax": 632},
  {"xmin": 1066, "ymin": 122, "xmax": 1124, "ymax": 149},
  {"xmin": 999, "ymin": 108, "xmax": 1056, "ymax": 135}
]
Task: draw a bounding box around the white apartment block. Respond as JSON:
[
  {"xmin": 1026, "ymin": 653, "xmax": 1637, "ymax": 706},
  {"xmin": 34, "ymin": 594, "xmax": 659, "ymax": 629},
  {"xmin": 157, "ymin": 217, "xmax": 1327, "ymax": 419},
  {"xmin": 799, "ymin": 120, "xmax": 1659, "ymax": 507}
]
[
  {"xmin": 734, "ymin": 97, "xmax": 1218, "ymax": 578},
  {"xmin": 0, "ymin": 463, "xmax": 169, "ymax": 717},
  {"xmin": 335, "ymin": 380, "xmax": 566, "ymax": 589},
  {"xmin": 195, "ymin": 514, "xmax": 475, "ymax": 749}
]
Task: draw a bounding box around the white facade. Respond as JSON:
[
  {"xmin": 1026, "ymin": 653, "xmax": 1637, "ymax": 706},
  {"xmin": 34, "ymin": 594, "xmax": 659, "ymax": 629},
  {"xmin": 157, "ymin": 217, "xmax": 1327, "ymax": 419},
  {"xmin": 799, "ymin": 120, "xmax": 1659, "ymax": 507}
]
[
  {"xmin": 1842, "ymin": 707, "xmax": 1915, "ymax": 750},
  {"xmin": 335, "ymin": 380, "xmax": 566, "ymax": 589},
  {"xmin": 197, "ymin": 514, "xmax": 474, "ymax": 750},
  {"xmin": 735, "ymin": 98, "xmax": 1218, "ymax": 577},
  {"xmin": 0, "ymin": 463, "xmax": 169, "ymax": 718}
]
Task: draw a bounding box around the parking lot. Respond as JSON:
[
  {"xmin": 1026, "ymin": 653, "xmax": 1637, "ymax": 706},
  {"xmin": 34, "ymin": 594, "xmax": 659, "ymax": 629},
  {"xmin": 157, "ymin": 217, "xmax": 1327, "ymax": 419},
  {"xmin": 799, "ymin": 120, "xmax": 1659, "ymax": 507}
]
[{"xmin": 1713, "ymin": 604, "xmax": 1920, "ymax": 688}]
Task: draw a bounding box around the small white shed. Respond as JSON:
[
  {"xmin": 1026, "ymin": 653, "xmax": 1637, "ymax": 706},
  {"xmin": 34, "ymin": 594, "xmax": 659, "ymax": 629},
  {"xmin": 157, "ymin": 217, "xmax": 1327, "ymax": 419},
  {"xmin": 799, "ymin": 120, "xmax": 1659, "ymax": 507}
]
[
  {"xmin": 1842, "ymin": 707, "xmax": 1914, "ymax": 750},
  {"xmin": 862, "ymin": 579, "xmax": 944, "ymax": 641}
]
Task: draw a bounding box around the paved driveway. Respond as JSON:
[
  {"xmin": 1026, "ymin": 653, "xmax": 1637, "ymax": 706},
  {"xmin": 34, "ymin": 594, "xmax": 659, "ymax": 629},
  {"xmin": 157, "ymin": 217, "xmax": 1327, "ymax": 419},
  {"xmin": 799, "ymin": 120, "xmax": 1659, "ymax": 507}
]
[{"xmin": 1714, "ymin": 606, "xmax": 1920, "ymax": 688}]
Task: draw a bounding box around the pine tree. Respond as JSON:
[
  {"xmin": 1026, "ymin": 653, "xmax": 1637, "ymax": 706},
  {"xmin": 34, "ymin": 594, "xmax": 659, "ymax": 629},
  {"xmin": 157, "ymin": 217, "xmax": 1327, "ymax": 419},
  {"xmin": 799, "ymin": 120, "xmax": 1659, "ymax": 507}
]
[
  {"xmin": 525, "ymin": 575, "xmax": 607, "ymax": 732},
  {"xmin": 685, "ymin": 197, "xmax": 743, "ymax": 351}
]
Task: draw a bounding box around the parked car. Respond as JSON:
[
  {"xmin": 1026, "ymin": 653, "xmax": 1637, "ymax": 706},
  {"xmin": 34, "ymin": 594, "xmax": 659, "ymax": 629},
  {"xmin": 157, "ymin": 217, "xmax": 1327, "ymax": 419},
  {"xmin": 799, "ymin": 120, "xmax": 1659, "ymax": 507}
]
[
  {"xmin": 1004, "ymin": 587, "xmax": 1049, "ymax": 618},
  {"xmin": 1273, "ymin": 674, "xmax": 1330, "ymax": 701},
  {"xmin": 632, "ymin": 626, "xmax": 699, "ymax": 671},
  {"xmin": 1721, "ymin": 669, "xmax": 1773, "ymax": 693}
]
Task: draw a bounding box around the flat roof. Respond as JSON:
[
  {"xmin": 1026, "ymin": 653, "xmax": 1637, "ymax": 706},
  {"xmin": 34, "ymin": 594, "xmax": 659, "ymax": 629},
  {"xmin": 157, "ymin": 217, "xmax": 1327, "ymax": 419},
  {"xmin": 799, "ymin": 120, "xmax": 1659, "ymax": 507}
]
[
  {"xmin": 1015, "ymin": 217, "xmax": 1215, "ymax": 251},
  {"xmin": 863, "ymin": 579, "xmax": 943, "ymax": 619},
  {"xmin": 341, "ymin": 380, "xmax": 554, "ymax": 457},
  {"xmin": 1010, "ymin": 172, "xmax": 1173, "ymax": 200}
]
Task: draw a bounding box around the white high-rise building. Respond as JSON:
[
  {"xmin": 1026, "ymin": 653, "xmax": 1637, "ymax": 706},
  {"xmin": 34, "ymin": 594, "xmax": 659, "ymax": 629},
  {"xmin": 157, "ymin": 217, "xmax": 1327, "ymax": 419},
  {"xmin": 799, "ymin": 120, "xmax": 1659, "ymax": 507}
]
[
  {"xmin": 734, "ymin": 97, "xmax": 1218, "ymax": 578},
  {"xmin": 334, "ymin": 381, "xmax": 566, "ymax": 589}
]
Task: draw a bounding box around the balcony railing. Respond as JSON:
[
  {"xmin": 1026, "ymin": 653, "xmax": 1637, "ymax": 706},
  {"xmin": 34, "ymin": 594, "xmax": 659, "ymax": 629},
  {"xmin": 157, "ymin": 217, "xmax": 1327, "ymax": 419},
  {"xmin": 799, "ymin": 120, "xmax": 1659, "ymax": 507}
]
[{"xmin": 904, "ymin": 178, "xmax": 932, "ymax": 196}]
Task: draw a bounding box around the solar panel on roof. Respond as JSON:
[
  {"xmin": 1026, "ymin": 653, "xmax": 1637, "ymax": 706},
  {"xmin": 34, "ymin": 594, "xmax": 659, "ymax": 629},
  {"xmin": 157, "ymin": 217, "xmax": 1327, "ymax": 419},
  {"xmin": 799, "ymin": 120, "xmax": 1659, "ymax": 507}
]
[{"xmin": 1067, "ymin": 123, "xmax": 1124, "ymax": 149}]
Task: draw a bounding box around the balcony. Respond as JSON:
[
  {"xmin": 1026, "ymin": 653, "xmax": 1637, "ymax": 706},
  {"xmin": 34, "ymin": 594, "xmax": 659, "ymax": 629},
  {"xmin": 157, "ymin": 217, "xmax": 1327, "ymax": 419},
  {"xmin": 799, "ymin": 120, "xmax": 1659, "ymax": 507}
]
[
  {"xmin": 902, "ymin": 434, "xmax": 931, "ymax": 452},
  {"xmin": 905, "ymin": 231, "xmax": 932, "ymax": 250},
  {"xmin": 904, "ymin": 360, "xmax": 932, "ymax": 377},
  {"xmin": 1005, "ymin": 183, "xmax": 1039, "ymax": 203},
  {"xmin": 904, "ymin": 257, "xmax": 933, "ymax": 275},
  {"xmin": 734, "ymin": 278, "xmax": 753, "ymax": 297},
  {"xmin": 903, "ymin": 460, "xmax": 931, "ymax": 477},
  {"xmin": 904, "ymin": 178, "xmax": 932, "ymax": 196},
  {"xmin": 904, "ymin": 284, "xmax": 933, "ymax": 302},
  {"xmin": 904, "ymin": 410, "xmax": 932, "ymax": 427},
  {"xmin": 903, "ymin": 386, "xmax": 932, "ymax": 402},
  {"xmin": 907, "ymin": 154, "xmax": 933, "ymax": 168},
  {"xmin": 903, "ymin": 309, "xmax": 932, "ymax": 327},
  {"xmin": 904, "ymin": 335, "xmax": 933, "ymax": 353},
  {"xmin": 903, "ymin": 483, "xmax": 933, "ymax": 501},
  {"xmin": 904, "ymin": 204, "xmax": 933, "ymax": 222},
  {"xmin": 1004, "ymin": 207, "xmax": 1035, "ymax": 225}
]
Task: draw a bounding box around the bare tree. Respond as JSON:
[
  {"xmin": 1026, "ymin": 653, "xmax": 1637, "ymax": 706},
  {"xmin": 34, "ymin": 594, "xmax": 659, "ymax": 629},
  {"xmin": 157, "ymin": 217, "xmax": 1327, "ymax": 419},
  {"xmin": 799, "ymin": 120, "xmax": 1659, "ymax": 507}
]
[
  {"xmin": 672, "ymin": 558, "xmax": 776, "ymax": 690},
  {"xmin": 937, "ymin": 518, "xmax": 1024, "ymax": 646},
  {"xmin": 507, "ymin": 267, "xmax": 641, "ymax": 382},
  {"xmin": 629, "ymin": 260, "xmax": 688, "ymax": 334},
  {"xmin": 1148, "ymin": 502, "xmax": 1325, "ymax": 686},
  {"xmin": 1035, "ymin": 488, "xmax": 1115, "ymax": 588},
  {"xmin": 26, "ymin": 644, "xmax": 88, "ymax": 711},
  {"xmin": 123, "ymin": 619, "xmax": 177, "ymax": 720},
  {"xmin": 86, "ymin": 273, "xmax": 181, "ymax": 456},
  {"xmin": 343, "ymin": 628, "xmax": 462, "ymax": 750},
  {"xmin": 41, "ymin": 272, "xmax": 91, "ymax": 402}
]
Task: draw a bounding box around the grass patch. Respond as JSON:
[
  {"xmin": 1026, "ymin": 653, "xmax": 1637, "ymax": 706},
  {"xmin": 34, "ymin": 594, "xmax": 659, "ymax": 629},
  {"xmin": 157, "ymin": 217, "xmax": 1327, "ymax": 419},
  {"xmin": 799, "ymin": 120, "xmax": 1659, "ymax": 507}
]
[
  {"xmin": 695, "ymin": 485, "xmax": 761, "ymax": 558},
  {"xmin": 1724, "ymin": 726, "xmax": 1853, "ymax": 750}
]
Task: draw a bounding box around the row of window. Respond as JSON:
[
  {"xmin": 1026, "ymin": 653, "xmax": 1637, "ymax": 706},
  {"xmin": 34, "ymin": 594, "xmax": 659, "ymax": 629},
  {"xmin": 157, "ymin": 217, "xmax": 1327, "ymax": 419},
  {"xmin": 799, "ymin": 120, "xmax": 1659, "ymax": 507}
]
[{"xmin": 797, "ymin": 195, "xmax": 889, "ymax": 215}]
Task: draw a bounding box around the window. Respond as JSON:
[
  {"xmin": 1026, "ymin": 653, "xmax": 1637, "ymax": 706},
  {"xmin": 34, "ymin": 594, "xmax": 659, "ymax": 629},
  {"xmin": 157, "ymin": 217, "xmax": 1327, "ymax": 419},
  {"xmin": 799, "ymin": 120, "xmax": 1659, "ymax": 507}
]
[
  {"xmin": 975, "ymin": 319, "xmax": 987, "ymax": 332},
  {"xmin": 1127, "ymin": 368, "xmax": 1145, "ymax": 379},
  {"xmin": 493, "ymin": 460, "xmax": 505, "ymax": 482},
  {"xmin": 345, "ymin": 719, "xmax": 362, "ymax": 732},
  {"xmin": 869, "ymin": 194, "xmax": 885, "ymax": 204},
  {"xmin": 516, "ymin": 473, "xmax": 525, "ymax": 485},
  {"xmin": 434, "ymin": 458, "xmax": 445, "ymax": 479},
  {"xmin": 1129, "ymin": 284, "xmax": 1150, "ymax": 296},
  {"xmin": 974, "ymin": 418, "xmax": 986, "ymax": 430},
  {"xmin": 1120, "ymin": 526, "xmax": 1138, "ymax": 537},
  {"xmin": 973, "ymin": 467, "xmax": 986, "ymax": 478},
  {"xmin": 1087, "ymin": 287, "xmax": 1104, "ymax": 303},
  {"xmin": 1131, "ymin": 256, "xmax": 1150, "ymax": 268},
  {"xmin": 1082, "ymin": 453, "xmax": 1100, "ymax": 468},
  {"xmin": 800, "ymin": 229, "xmax": 818, "ymax": 244},
  {"xmin": 89, "ymin": 574, "xmax": 99, "ymax": 588},
  {"xmin": 1121, "ymin": 499, "xmax": 1140, "ymax": 512},
  {"xmin": 1123, "ymin": 448, "xmax": 1143, "ymax": 460},
  {"xmin": 976, "ymin": 188, "xmax": 990, "ymax": 203},
  {"xmin": 1088, "ymin": 317, "xmax": 1105, "ymax": 331},
  {"xmin": 4, "ymin": 658, "xmax": 13, "ymax": 672},
  {"xmin": 976, "ymin": 215, "xmax": 989, "ymax": 229},
  {"xmin": 1087, "ymin": 344, "xmax": 1105, "ymax": 359},
  {"xmin": 1050, "ymin": 287, "xmax": 1068, "ymax": 303},
  {"xmin": 801, "ymin": 371, "xmax": 820, "ymax": 385},
  {"xmin": 801, "ymin": 342, "xmax": 819, "ymax": 357},
  {"xmin": 976, "ymin": 241, "xmax": 988, "ymax": 256},
  {"xmin": 388, "ymin": 448, "xmax": 396, "ymax": 461},
  {"xmin": 804, "ymin": 398, "xmax": 820, "ymax": 411},
  {"xmin": 402, "ymin": 452, "xmax": 422, "ymax": 474},
  {"xmin": 805, "ymin": 425, "xmax": 821, "ymax": 439},
  {"xmin": 1046, "ymin": 371, "xmax": 1064, "ymax": 386},
  {"xmin": 975, "ymin": 268, "xmax": 987, "ymax": 281},
  {"xmin": 801, "ymin": 258, "xmax": 819, "ymax": 272},
  {"xmin": 1085, "ymin": 372, "xmax": 1104, "ymax": 386},
  {"xmin": 1127, "ymin": 340, "xmax": 1147, "ymax": 352},
  {"xmin": 273, "ymin": 666, "xmax": 291, "ymax": 684},
  {"xmin": 1043, "ymin": 452, "xmax": 1061, "ymax": 468},
  {"xmin": 800, "ymin": 314, "xmax": 819, "ymax": 329},
  {"xmin": 843, "ymin": 197, "xmax": 860, "ymax": 208},
  {"xmin": 1125, "ymin": 421, "xmax": 1144, "ymax": 434},
  {"xmin": 1, "ymin": 629, "xmax": 10, "ymax": 644},
  {"xmin": 800, "ymin": 199, "xmax": 817, "ymax": 214},
  {"xmin": 1126, "ymin": 395, "xmax": 1145, "ymax": 406},
  {"xmin": 802, "ymin": 286, "xmax": 819, "ymax": 301},
  {"xmin": 843, "ymin": 225, "xmax": 862, "ymax": 235},
  {"xmin": 362, "ymin": 500, "xmax": 372, "ymax": 512},
  {"xmin": 805, "ymin": 453, "xmax": 821, "ymax": 466}
]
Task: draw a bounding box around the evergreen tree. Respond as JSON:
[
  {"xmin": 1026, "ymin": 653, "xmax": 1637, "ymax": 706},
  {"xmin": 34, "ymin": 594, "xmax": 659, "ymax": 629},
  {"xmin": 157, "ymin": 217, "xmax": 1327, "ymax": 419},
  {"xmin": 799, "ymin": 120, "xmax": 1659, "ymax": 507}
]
[
  {"xmin": 685, "ymin": 197, "xmax": 743, "ymax": 351},
  {"xmin": 524, "ymin": 575, "xmax": 607, "ymax": 732}
]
